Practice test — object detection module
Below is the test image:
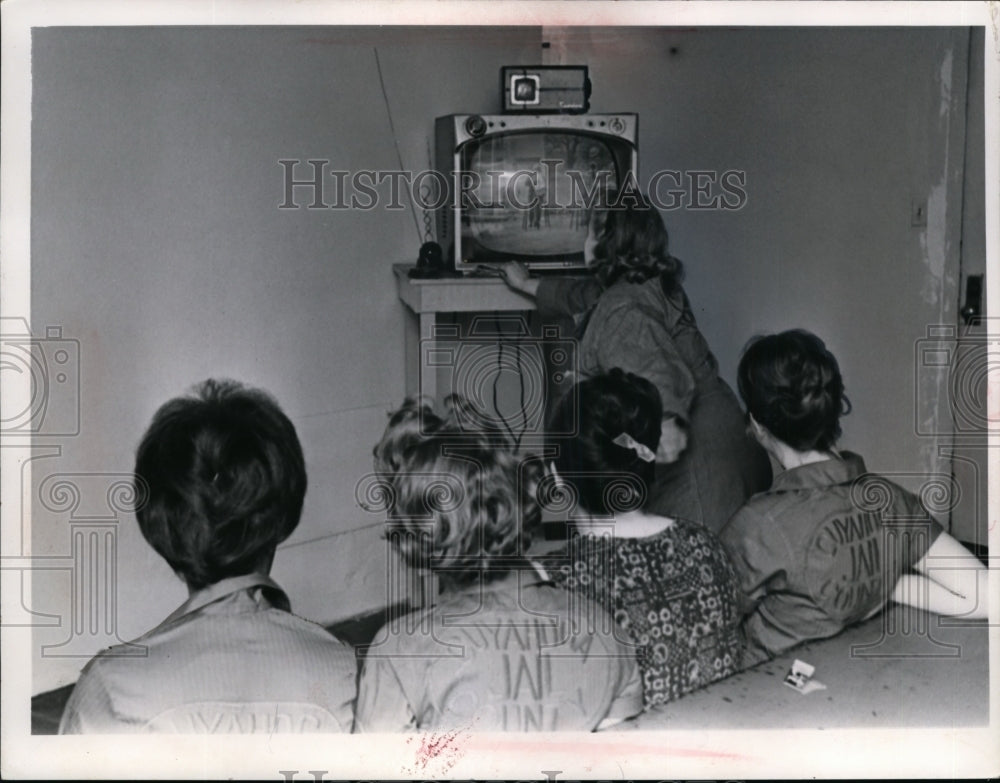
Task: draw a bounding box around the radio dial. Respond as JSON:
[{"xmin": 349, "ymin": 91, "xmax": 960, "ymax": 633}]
[{"xmin": 465, "ymin": 115, "xmax": 488, "ymax": 137}]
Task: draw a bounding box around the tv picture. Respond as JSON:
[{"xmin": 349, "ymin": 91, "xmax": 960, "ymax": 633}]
[{"xmin": 435, "ymin": 113, "xmax": 639, "ymax": 272}]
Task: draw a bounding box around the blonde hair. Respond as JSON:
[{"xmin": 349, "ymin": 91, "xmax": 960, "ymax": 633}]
[{"xmin": 373, "ymin": 397, "xmax": 541, "ymax": 585}]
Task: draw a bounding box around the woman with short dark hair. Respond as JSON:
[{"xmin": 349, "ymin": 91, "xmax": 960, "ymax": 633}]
[
  {"xmin": 541, "ymin": 369, "xmax": 743, "ymax": 709},
  {"xmin": 60, "ymin": 379, "xmax": 356, "ymax": 733},
  {"xmin": 723, "ymin": 330, "xmax": 988, "ymax": 666},
  {"xmin": 499, "ymin": 197, "xmax": 771, "ymax": 532}
]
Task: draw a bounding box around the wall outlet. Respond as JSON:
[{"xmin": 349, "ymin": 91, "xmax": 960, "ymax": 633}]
[{"xmin": 911, "ymin": 197, "xmax": 928, "ymax": 227}]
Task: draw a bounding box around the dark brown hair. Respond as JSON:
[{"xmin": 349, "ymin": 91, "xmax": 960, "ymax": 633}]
[
  {"xmin": 134, "ymin": 379, "xmax": 306, "ymax": 590},
  {"xmin": 591, "ymin": 196, "xmax": 684, "ymax": 296},
  {"xmin": 737, "ymin": 329, "xmax": 852, "ymax": 452},
  {"xmin": 547, "ymin": 368, "xmax": 663, "ymax": 515}
]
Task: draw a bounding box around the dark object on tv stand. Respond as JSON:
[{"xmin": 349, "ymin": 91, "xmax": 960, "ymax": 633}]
[{"xmin": 408, "ymin": 241, "xmax": 448, "ymax": 279}]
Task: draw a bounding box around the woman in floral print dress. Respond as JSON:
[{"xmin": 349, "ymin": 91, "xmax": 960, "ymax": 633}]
[{"xmin": 539, "ymin": 369, "xmax": 742, "ymax": 707}]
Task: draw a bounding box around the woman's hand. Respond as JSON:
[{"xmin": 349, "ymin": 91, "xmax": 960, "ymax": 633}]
[
  {"xmin": 656, "ymin": 417, "xmax": 688, "ymax": 463},
  {"xmin": 498, "ymin": 261, "xmax": 539, "ymax": 296},
  {"xmin": 894, "ymin": 532, "xmax": 989, "ymax": 619}
]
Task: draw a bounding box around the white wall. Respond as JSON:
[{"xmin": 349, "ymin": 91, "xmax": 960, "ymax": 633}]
[
  {"xmin": 28, "ymin": 26, "xmax": 541, "ymax": 693},
  {"xmin": 545, "ymin": 26, "xmax": 971, "ymax": 484},
  {"xmin": 27, "ymin": 26, "xmax": 980, "ymax": 694}
]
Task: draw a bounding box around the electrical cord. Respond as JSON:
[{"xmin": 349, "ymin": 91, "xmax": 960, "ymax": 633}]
[
  {"xmin": 516, "ymin": 338, "xmax": 528, "ymax": 450},
  {"xmin": 493, "ymin": 316, "xmax": 518, "ymax": 446}
]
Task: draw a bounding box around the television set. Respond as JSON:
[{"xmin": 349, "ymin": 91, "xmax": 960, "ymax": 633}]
[{"xmin": 434, "ymin": 113, "xmax": 639, "ymax": 273}]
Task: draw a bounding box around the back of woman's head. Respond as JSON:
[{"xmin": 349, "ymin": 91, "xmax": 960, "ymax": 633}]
[
  {"xmin": 737, "ymin": 329, "xmax": 851, "ymax": 452},
  {"xmin": 373, "ymin": 397, "xmax": 444, "ymax": 476},
  {"xmin": 373, "ymin": 397, "xmax": 540, "ymax": 585},
  {"xmin": 548, "ymin": 368, "xmax": 662, "ymax": 515},
  {"xmin": 591, "ymin": 196, "xmax": 684, "ymax": 294},
  {"xmin": 134, "ymin": 379, "xmax": 307, "ymax": 591}
]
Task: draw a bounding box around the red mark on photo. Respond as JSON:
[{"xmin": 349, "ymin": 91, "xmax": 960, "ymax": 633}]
[{"xmin": 404, "ymin": 728, "xmax": 469, "ymax": 776}]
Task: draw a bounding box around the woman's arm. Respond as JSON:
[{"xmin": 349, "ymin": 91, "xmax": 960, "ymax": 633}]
[
  {"xmin": 596, "ymin": 652, "xmax": 644, "ymax": 731},
  {"xmin": 499, "ymin": 262, "xmax": 603, "ymax": 320},
  {"xmin": 719, "ymin": 505, "xmax": 790, "ymax": 617},
  {"xmin": 498, "ymin": 261, "xmax": 540, "ymax": 297},
  {"xmin": 890, "ymin": 574, "xmax": 987, "ymax": 619},
  {"xmin": 59, "ymin": 664, "xmax": 113, "ymax": 733},
  {"xmin": 352, "ymin": 653, "xmax": 418, "ymax": 732},
  {"xmin": 589, "ymin": 298, "xmax": 697, "ymax": 419},
  {"xmin": 656, "ymin": 416, "xmax": 688, "ymax": 463},
  {"xmin": 890, "ymin": 531, "xmax": 988, "ymax": 619}
]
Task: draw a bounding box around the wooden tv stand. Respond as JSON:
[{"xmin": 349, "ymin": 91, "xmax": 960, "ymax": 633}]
[{"xmin": 393, "ymin": 264, "xmax": 539, "ymax": 401}]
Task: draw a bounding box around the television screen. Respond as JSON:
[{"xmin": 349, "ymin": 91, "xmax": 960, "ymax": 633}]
[
  {"xmin": 436, "ymin": 114, "xmax": 638, "ymax": 272},
  {"xmin": 459, "ymin": 131, "xmax": 629, "ymax": 265}
]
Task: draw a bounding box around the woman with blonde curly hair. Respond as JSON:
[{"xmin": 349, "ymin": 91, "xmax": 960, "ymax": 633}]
[{"xmin": 353, "ymin": 398, "xmax": 642, "ymax": 733}]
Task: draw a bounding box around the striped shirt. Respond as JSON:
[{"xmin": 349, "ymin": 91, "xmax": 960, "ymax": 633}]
[{"xmin": 59, "ymin": 574, "xmax": 356, "ymax": 733}]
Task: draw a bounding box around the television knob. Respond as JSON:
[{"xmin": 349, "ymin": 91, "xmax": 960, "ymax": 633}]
[
  {"xmin": 608, "ymin": 116, "xmax": 626, "ymax": 135},
  {"xmin": 465, "ymin": 115, "xmax": 487, "ymax": 137}
]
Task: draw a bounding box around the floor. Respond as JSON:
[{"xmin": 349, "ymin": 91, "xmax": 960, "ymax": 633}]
[{"xmin": 610, "ymin": 603, "xmax": 989, "ymax": 730}]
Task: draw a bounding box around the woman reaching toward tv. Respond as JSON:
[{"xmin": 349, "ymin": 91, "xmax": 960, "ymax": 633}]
[{"xmin": 498, "ymin": 197, "xmax": 771, "ymax": 533}]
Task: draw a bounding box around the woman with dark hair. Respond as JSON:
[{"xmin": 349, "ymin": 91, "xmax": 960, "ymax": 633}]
[
  {"xmin": 354, "ymin": 397, "xmax": 642, "ymax": 732},
  {"xmin": 722, "ymin": 329, "xmax": 988, "ymax": 666},
  {"xmin": 540, "ymin": 368, "xmax": 743, "ymax": 709},
  {"xmin": 60, "ymin": 379, "xmax": 356, "ymax": 733},
  {"xmin": 500, "ymin": 198, "xmax": 770, "ymax": 532}
]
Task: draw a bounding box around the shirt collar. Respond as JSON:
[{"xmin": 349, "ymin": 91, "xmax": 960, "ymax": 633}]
[
  {"xmin": 769, "ymin": 450, "xmax": 867, "ymax": 492},
  {"xmin": 161, "ymin": 573, "xmax": 290, "ymax": 626},
  {"xmin": 439, "ymin": 559, "xmax": 551, "ymax": 598}
]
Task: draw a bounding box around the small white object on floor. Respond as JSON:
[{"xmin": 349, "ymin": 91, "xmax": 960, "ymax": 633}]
[{"xmin": 784, "ymin": 658, "xmax": 827, "ymax": 695}]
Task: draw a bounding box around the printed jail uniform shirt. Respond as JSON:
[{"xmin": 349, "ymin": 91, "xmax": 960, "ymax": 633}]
[
  {"xmin": 59, "ymin": 574, "xmax": 356, "ymax": 733},
  {"xmin": 539, "ymin": 519, "xmax": 743, "ymax": 708},
  {"xmin": 546, "ymin": 275, "xmax": 771, "ymax": 530},
  {"xmin": 720, "ymin": 452, "xmax": 945, "ymax": 666},
  {"xmin": 353, "ymin": 566, "xmax": 642, "ymax": 732},
  {"xmin": 535, "ymin": 275, "xmax": 604, "ymax": 336}
]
